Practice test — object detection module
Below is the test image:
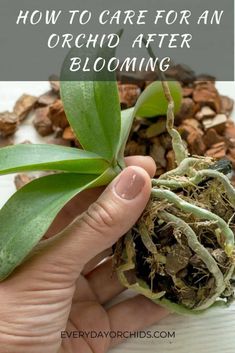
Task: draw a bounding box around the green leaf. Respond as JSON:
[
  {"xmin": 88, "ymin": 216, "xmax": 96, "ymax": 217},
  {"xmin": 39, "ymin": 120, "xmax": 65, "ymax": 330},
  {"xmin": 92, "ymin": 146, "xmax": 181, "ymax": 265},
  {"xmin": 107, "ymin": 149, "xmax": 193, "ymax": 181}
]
[
  {"xmin": 60, "ymin": 81, "xmax": 121, "ymax": 162},
  {"xmin": 117, "ymin": 107, "xmax": 135, "ymax": 166},
  {"xmin": 0, "ymin": 169, "xmax": 115, "ymax": 280},
  {"xmin": 60, "ymin": 31, "xmax": 123, "ymax": 162},
  {"xmin": 134, "ymin": 81, "xmax": 182, "ymax": 118},
  {"xmin": 0, "ymin": 144, "xmax": 109, "ymax": 175}
]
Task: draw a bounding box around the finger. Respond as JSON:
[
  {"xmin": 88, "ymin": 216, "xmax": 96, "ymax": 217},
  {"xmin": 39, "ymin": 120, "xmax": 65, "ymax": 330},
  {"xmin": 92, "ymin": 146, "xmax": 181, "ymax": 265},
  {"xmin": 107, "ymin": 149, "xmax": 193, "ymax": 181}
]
[
  {"xmin": 125, "ymin": 156, "xmax": 156, "ymax": 178},
  {"xmin": 38, "ymin": 166, "xmax": 152, "ymax": 279},
  {"xmin": 81, "ymin": 156, "xmax": 156, "ymax": 274},
  {"xmin": 107, "ymin": 295, "xmax": 169, "ymax": 347},
  {"xmin": 44, "ymin": 156, "xmax": 155, "ymax": 238},
  {"xmin": 73, "ymin": 257, "xmax": 124, "ymax": 303},
  {"xmin": 44, "ymin": 187, "xmax": 103, "ymax": 238},
  {"xmin": 79, "ymin": 257, "xmax": 125, "ymax": 304},
  {"xmin": 82, "ymin": 248, "xmax": 112, "ymax": 275}
]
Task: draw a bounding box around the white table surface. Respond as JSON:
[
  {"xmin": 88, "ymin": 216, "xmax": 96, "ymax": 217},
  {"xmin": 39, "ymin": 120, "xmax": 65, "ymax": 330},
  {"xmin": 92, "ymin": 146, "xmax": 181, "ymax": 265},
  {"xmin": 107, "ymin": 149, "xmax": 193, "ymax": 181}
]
[{"xmin": 0, "ymin": 81, "xmax": 235, "ymax": 353}]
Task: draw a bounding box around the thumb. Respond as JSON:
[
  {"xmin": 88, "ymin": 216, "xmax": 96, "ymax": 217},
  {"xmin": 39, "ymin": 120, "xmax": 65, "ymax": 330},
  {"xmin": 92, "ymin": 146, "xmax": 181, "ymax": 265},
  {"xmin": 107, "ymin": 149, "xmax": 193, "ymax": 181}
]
[{"xmin": 44, "ymin": 166, "xmax": 151, "ymax": 274}]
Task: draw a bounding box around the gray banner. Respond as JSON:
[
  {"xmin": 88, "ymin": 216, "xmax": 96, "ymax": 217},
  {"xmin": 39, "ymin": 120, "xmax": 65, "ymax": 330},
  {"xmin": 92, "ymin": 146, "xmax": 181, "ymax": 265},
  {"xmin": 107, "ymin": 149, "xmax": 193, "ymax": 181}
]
[{"xmin": 0, "ymin": 0, "xmax": 234, "ymax": 80}]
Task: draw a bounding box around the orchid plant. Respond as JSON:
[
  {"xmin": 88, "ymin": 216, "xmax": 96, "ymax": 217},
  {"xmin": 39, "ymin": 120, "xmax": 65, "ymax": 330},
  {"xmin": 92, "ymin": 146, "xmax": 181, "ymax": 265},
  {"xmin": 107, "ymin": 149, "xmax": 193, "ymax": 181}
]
[{"xmin": 0, "ymin": 64, "xmax": 181, "ymax": 282}]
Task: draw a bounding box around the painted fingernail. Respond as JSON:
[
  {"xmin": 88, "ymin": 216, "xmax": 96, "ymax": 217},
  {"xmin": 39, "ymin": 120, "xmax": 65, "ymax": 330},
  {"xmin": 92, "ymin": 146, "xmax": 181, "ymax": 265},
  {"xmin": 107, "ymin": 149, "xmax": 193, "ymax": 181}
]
[{"xmin": 114, "ymin": 167, "xmax": 146, "ymax": 200}]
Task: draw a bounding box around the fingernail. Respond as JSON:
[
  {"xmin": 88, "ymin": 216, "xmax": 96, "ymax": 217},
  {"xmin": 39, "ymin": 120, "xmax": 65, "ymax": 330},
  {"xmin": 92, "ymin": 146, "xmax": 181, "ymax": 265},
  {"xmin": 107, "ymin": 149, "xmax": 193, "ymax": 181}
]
[{"xmin": 114, "ymin": 168, "xmax": 146, "ymax": 200}]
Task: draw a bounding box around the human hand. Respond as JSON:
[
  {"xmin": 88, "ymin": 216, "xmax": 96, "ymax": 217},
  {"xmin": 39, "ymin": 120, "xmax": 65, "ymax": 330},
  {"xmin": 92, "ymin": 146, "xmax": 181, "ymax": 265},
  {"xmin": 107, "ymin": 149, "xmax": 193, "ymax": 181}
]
[{"xmin": 0, "ymin": 156, "xmax": 169, "ymax": 353}]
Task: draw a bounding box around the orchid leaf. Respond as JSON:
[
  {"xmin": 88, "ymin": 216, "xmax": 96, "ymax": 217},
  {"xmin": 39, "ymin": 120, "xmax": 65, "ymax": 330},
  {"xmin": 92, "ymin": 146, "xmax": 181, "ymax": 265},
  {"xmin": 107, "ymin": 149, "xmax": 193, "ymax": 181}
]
[
  {"xmin": 61, "ymin": 81, "xmax": 121, "ymax": 162},
  {"xmin": 60, "ymin": 31, "xmax": 123, "ymax": 162},
  {"xmin": 0, "ymin": 144, "xmax": 109, "ymax": 175},
  {"xmin": 134, "ymin": 81, "xmax": 182, "ymax": 118},
  {"xmin": 117, "ymin": 107, "xmax": 135, "ymax": 166},
  {"xmin": 0, "ymin": 170, "xmax": 114, "ymax": 281}
]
